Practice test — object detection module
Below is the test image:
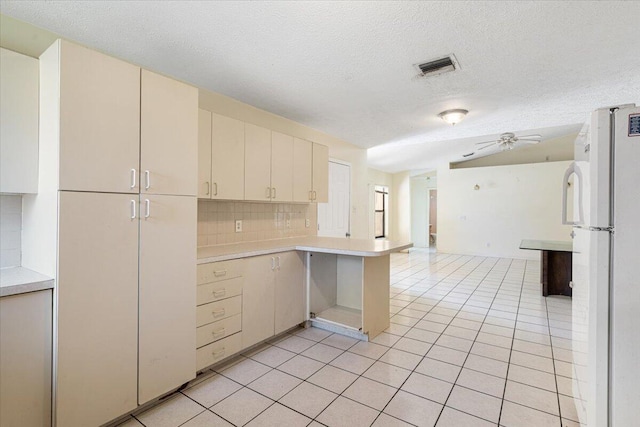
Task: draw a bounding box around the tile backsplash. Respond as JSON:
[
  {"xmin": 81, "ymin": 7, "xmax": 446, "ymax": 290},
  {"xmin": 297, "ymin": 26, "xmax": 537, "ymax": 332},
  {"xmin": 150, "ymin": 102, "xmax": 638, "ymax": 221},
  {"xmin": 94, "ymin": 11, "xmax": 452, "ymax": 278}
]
[
  {"xmin": 198, "ymin": 200, "xmax": 317, "ymax": 247},
  {"xmin": 1, "ymin": 195, "xmax": 22, "ymax": 268}
]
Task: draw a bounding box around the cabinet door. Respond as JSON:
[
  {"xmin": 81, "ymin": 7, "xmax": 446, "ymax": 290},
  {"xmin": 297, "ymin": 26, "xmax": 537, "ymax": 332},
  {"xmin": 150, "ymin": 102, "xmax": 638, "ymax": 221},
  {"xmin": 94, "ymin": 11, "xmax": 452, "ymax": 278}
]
[
  {"xmin": 57, "ymin": 191, "xmax": 138, "ymax": 426},
  {"xmin": 212, "ymin": 114, "xmax": 244, "ymax": 200},
  {"xmin": 198, "ymin": 109, "xmax": 213, "ymax": 198},
  {"xmin": 242, "ymin": 255, "xmax": 275, "ymax": 349},
  {"xmin": 312, "ymin": 143, "xmax": 329, "ymax": 203},
  {"xmin": 293, "ymin": 137, "xmax": 312, "ymax": 202},
  {"xmin": 274, "ymin": 251, "xmax": 305, "ymax": 335},
  {"xmin": 59, "ymin": 40, "xmax": 140, "ymax": 193},
  {"xmin": 271, "ymin": 132, "xmax": 294, "ymax": 202},
  {"xmin": 0, "ymin": 290, "xmax": 52, "ymax": 427},
  {"xmin": 244, "ymin": 123, "xmax": 272, "ymax": 201},
  {"xmin": 141, "ymin": 70, "xmax": 198, "ymax": 196},
  {"xmin": 139, "ymin": 194, "xmax": 196, "ymax": 404}
]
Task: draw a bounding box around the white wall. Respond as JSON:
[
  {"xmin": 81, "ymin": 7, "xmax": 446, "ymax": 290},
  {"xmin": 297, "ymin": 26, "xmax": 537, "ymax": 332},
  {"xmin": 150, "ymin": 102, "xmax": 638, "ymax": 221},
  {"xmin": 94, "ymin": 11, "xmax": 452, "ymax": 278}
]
[
  {"xmin": 0, "ymin": 195, "xmax": 22, "ymax": 268},
  {"xmin": 391, "ymin": 171, "xmax": 411, "ymax": 242},
  {"xmin": 199, "ymin": 89, "xmax": 370, "ymax": 239},
  {"xmin": 437, "ymin": 161, "xmax": 573, "ymax": 259}
]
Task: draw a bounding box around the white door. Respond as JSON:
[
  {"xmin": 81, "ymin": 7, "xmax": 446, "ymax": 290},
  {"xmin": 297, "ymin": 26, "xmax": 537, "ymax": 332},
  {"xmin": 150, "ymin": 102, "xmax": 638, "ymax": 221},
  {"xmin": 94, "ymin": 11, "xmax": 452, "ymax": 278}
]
[{"xmin": 318, "ymin": 161, "xmax": 350, "ymax": 238}]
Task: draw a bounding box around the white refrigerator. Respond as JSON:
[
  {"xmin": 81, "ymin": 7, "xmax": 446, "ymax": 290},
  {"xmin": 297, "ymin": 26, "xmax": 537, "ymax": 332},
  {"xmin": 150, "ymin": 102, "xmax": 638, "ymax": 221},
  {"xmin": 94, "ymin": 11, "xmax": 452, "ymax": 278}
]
[{"xmin": 563, "ymin": 104, "xmax": 640, "ymax": 426}]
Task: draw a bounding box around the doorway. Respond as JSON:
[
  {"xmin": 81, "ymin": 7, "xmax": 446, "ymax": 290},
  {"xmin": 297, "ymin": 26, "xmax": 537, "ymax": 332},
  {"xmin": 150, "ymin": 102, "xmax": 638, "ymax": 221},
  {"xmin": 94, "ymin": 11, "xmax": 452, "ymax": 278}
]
[
  {"xmin": 317, "ymin": 161, "xmax": 351, "ymax": 238},
  {"xmin": 429, "ymin": 189, "xmax": 437, "ymax": 246}
]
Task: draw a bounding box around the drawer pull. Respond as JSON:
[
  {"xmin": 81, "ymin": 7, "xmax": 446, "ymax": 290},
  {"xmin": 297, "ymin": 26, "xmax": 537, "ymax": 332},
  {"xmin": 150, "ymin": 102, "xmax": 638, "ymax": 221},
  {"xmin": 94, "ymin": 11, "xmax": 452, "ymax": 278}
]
[
  {"xmin": 213, "ymin": 270, "xmax": 227, "ymax": 277},
  {"xmin": 212, "ymin": 347, "xmax": 226, "ymax": 359},
  {"xmin": 212, "ymin": 328, "xmax": 226, "ymax": 337},
  {"xmin": 212, "ymin": 309, "xmax": 226, "ymax": 318},
  {"xmin": 213, "ymin": 289, "xmax": 226, "ymax": 298}
]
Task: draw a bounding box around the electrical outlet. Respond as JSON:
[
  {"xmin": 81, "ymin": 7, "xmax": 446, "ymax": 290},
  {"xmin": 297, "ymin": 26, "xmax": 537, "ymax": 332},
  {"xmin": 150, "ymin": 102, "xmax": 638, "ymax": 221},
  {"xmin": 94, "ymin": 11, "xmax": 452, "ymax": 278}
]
[
  {"xmin": 235, "ymin": 220, "xmax": 242, "ymax": 232},
  {"xmin": 286, "ymin": 219, "xmax": 291, "ymax": 228},
  {"xmin": 305, "ymin": 219, "xmax": 310, "ymax": 228}
]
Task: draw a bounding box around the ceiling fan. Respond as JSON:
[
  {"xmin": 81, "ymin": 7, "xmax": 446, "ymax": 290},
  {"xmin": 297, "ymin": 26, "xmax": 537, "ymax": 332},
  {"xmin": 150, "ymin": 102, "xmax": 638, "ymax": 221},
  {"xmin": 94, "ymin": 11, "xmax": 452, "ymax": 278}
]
[{"xmin": 461, "ymin": 132, "xmax": 542, "ymax": 158}]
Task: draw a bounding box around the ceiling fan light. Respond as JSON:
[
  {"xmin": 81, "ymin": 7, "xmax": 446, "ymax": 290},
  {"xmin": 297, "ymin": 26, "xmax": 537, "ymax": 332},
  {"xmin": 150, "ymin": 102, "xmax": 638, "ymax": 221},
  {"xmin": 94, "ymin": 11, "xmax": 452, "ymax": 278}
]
[{"xmin": 438, "ymin": 109, "xmax": 468, "ymax": 125}]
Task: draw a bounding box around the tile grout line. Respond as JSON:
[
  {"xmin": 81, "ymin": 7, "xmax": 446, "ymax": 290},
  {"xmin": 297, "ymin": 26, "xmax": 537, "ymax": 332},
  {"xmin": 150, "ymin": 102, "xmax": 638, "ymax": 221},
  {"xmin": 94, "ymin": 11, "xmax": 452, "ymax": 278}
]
[
  {"xmin": 496, "ymin": 258, "xmax": 525, "ymax": 427},
  {"xmin": 372, "ymin": 254, "xmax": 498, "ymax": 426},
  {"xmin": 434, "ymin": 256, "xmax": 512, "ymax": 426}
]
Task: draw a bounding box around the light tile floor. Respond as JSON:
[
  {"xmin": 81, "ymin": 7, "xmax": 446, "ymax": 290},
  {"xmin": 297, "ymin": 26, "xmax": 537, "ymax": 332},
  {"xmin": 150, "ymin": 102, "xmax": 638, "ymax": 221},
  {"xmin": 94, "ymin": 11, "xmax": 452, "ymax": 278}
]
[{"xmin": 117, "ymin": 250, "xmax": 584, "ymax": 427}]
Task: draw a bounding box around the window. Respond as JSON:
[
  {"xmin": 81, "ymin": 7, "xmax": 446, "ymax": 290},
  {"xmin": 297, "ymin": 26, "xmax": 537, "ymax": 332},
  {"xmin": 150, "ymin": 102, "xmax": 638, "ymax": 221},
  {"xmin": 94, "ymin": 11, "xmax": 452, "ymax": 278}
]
[{"xmin": 374, "ymin": 186, "xmax": 388, "ymax": 239}]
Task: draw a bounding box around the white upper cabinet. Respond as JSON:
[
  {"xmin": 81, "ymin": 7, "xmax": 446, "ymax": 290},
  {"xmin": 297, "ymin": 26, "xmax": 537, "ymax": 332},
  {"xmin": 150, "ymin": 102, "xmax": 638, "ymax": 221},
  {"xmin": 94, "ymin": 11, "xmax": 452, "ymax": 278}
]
[
  {"xmin": 271, "ymin": 132, "xmax": 294, "ymax": 202},
  {"xmin": 244, "ymin": 123, "xmax": 272, "ymax": 201},
  {"xmin": 140, "ymin": 70, "xmax": 198, "ymax": 196},
  {"xmin": 292, "ymin": 137, "xmax": 313, "ymax": 202},
  {"xmin": 58, "ymin": 40, "xmax": 140, "ymax": 193},
  {"xmin": 312, "ymin": 143, "xmax": 329, "ymax": 203},
  {"xmin": 198, "ymin": 109, "xmax": 212, "ymax": 198},
  {"xmin": 211, "ymin": 114, "xmax": 245, "ymax": 200},
  {"xmin": 0, "ymin": 48, "xmax": 39, "ymax": 194}
]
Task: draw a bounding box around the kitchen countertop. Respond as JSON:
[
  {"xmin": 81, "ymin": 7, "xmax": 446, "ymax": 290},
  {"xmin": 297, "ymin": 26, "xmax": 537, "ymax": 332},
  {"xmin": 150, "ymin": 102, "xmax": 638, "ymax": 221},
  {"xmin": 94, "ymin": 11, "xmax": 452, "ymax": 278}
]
[
  {"xmin": 198, "ymin": 236, "xmax": 413, "ymax": 264},
  {"xmin": 520, "ymin": 239, "xmax": 573, "ymax": 252},
  {"xmin": 0, "ymin": 267, "xmax": 54, "ymax": 297}
]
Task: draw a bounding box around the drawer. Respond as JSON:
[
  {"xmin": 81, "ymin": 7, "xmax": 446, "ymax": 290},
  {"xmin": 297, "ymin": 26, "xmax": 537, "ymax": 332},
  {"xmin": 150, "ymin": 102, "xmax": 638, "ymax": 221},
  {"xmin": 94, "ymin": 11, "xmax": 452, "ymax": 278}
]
[
  {"xmin": 196, "ymin": 332, "xmax": 242, "ymax": 371},
  {"xmin": 197, "ymin": 259, "xmax": 244, "ymax": 285},
  {"xmin": 196, "ymin": 313, "xmax": 242, "ymax": 348},
  {"xmin": 196, "ymin": 295, "xmax": 241, "ymax": 327},
  {"xmin": 197, "ymin": 276, "xmax": 243, "ymax": 306}
]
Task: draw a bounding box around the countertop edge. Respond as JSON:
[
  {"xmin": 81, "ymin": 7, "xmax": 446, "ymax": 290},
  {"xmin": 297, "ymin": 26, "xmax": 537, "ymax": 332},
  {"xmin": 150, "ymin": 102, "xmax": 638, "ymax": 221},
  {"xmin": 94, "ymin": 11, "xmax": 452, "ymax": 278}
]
[
  {"xmin": 197, "ymin": 241, "xmax": 413, "ymax": 264},
  {"xmin": 0, "ymin": 267, "xmax": 55, "ymax": 297},
  {"xmin": 0, "ymin": 278, "xmax": 55, "ymax": 297}
]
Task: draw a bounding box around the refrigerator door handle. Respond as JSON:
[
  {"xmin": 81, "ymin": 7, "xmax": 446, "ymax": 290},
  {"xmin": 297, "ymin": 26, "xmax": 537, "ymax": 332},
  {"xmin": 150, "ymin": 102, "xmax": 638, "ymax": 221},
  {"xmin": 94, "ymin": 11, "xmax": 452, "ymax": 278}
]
[{"xmin": 562, "ymin": 162, "xmax": 585, "ymax": 225}]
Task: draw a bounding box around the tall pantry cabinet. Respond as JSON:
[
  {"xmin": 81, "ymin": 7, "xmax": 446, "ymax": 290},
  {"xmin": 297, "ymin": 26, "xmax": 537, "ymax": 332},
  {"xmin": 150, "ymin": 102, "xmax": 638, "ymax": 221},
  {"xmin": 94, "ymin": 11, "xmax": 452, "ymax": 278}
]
[{"xmin": 28, "ymin": 40, "xmax": 197, "ymax": 426}]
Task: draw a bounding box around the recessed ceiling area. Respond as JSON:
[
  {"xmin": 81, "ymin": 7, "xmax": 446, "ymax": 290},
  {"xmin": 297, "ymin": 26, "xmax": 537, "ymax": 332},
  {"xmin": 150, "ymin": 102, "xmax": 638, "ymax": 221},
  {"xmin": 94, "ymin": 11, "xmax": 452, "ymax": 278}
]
[{"xmin": 1, "ymin": 1, "xmax": 639, "ymax": 173}]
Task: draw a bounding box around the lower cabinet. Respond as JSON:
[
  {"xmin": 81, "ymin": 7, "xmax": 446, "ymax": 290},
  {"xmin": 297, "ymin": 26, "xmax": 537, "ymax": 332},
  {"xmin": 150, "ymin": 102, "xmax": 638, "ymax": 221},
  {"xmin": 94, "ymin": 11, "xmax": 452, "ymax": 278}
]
[
  {"xmin": 196, "ymin": 259, "xmax": 245, "ymax": 371},
  {"xmin": 243, "ymin": 251, "xmax": 304, "ymax": 349},
  {"xmin": 196, "ymin": 251, "xmax": 305, "ymax": 370},
  {"xmin": 0, "ymin": 290, "xmax": 52, "ymax": 427},
  {"xmin": 57, "ymin": 191, "xmax": 196, "ymax": 425}
]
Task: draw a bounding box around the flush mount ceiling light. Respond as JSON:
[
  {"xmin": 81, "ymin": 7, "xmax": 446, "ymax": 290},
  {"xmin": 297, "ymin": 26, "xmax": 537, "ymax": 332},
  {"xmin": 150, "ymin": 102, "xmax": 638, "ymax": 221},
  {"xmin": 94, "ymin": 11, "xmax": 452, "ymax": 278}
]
[{"xmin": 438, "ymin": 109, "xmax": 468, "ymax": 125}]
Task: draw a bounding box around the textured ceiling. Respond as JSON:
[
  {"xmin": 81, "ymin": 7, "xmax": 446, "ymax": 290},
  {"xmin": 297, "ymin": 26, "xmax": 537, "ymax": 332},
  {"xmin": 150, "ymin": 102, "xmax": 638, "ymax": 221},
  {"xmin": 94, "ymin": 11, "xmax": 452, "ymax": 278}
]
[{"xmin": 1, "ymin": 1, "xmax": 639, "ymax": 173}]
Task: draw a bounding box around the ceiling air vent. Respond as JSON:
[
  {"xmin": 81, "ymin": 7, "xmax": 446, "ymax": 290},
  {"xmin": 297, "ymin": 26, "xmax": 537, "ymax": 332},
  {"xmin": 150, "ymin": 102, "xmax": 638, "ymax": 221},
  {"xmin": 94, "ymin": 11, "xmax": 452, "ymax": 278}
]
[{"xmin": 415, "ymin": 54, "xmax": 458, "ymax": 77}]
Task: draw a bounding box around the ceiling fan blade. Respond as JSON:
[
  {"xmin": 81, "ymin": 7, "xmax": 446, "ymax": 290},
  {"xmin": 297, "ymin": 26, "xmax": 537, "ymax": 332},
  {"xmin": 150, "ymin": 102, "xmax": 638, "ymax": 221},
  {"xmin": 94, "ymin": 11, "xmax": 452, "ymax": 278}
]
[
  {"xmin": 518, "ymin": 139, "xmax": 541, "ymax": 144},
  {"xmin": 462, "ymin": 152, "xmax": 475, "ymax": 158},
  {"xmin": 477, "ymin": 142, "xmax": 497, "ymax": 150},
  {"xmin": 475, "ymin": 140, "xmax": 497, "ymax": 145},
  {"xmin": 516, "ymin": 134, "xmax": 542, "ymax": 139}
]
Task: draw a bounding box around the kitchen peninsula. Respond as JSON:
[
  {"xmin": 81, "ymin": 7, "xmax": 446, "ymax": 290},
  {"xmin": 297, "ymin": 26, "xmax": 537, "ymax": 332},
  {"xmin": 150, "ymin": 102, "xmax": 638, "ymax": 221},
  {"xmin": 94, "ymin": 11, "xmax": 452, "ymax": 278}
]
[{"xmin": 196, "ymin": 237, "xmax": 412, "ymax": 371}]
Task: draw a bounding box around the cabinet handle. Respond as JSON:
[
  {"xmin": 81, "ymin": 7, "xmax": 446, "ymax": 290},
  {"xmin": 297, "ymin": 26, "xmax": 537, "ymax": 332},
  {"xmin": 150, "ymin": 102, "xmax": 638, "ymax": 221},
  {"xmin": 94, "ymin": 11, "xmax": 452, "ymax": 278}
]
[
  {"xmin": 130, "ymin": 200, "xmax": 136, "ymax": 220},
  {"xmin": 205, "ymin": 181, "xmax": 210, "ymax": 195},
  {"xmin": 213, "ymin": 270, "xmax": 227, "ymax": 277},
  {"xmin": 271, "ymin": 257, "xmax": 275, "ymax": 270},
  {"xmin": 212, "ymin": 347, "xmax": 226, "ymax": 359},
  {"xmin": 313, "ymin": 190, "xmax": 317, "ymax": 200},
  {"xmin": 266, "ymin": 186, "xmax": 271, "ymax": 199},
  {"xmin": 276, "ymin": 256, "xmax": 281, "ymax": 270},
  {"xmin": 272, "ymin": 187, "xmax": 276, "ymax": 199},
  {"xmin": 144, "ymin": 170, "xmax": 150, "ymax": 190},
  {"xmin": 213, "ymin": 182, "xmax": 218, "ymax": 196},
  {"xmin": 212, "ymin": 309, "xmax": 226, "ymax": 318},
  {"xmin": 130, "ymin": 169, "xmax": 137, "ymax": 189},
  {"xmin": 309, "ymin": 190, "xmax": 313, "ymax": 201},
  {"xmin": 212, "ymin": 327, "xmax": 226, "ymax": 337},
  {"xmin": 144, "ymin": 199, "xmax": 150, "ymax": 219},
  {"xmin": 212, "ymin": 289, "xmax": 226, "ymax": 298}
]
